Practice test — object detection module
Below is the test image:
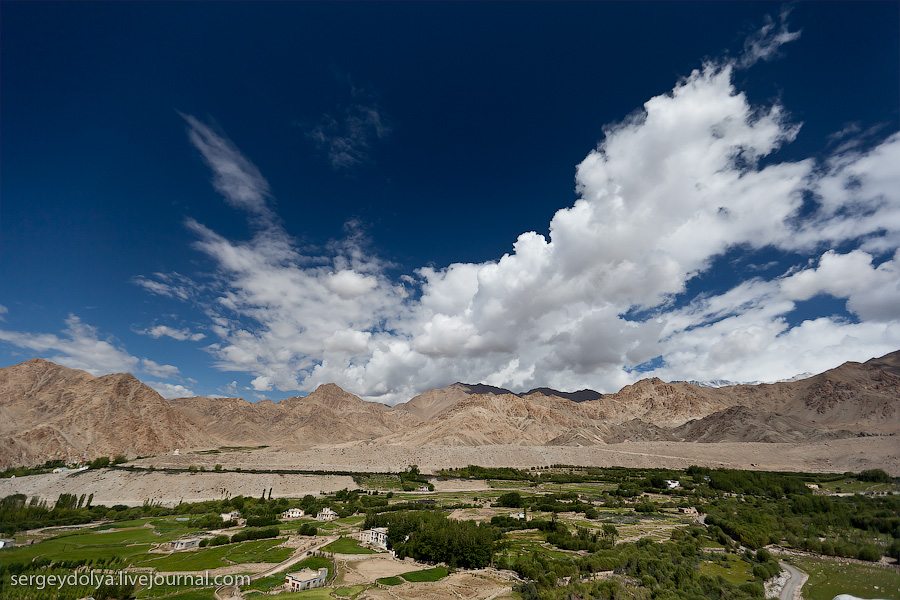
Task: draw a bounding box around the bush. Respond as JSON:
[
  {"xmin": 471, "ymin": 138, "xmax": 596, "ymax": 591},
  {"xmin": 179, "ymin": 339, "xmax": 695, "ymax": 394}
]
[
  {"xmin": 858, "ymin": 469, "xmax": 891, "ymax": 483},
  {"xmin": 496, "ymin": 492, "xmax": 524, "ymax": 508},
  {"xmin": 857, "ymin": 545, "xmax": 882, "ymax": 562},
  {"xmin": 298, "ymin": 523, "xmax": 318, "ymax": 536},
  {"xmin": 89, "ymin": 457, "xmax": 111, "ymax": 469}
]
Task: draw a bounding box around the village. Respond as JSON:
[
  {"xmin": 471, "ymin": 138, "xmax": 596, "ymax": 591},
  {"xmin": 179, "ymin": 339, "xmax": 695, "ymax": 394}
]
[{"xmin": 1, "ymin": 465, "xmax": 898, "ymax": 600}]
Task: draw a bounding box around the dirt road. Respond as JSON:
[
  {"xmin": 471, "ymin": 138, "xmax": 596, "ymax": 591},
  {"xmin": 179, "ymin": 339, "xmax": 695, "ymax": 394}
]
[{"xmin": 779, "ymin": 562, "xmax": 808, "ymax": 600}]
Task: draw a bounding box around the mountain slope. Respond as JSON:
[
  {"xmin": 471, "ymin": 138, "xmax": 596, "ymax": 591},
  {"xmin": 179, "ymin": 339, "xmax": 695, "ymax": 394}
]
[
  {"xmin": 1, "ymin": 350, "xmax": 897, "ymax": 467},
  {"xmin": 0, "ymin": 359, "xmax": 215, "ymax": 466}
]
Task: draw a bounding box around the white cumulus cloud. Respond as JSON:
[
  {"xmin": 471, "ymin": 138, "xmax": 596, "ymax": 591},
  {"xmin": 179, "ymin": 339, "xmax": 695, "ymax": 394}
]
[{"xmin": 128, "ymin": 14, "xmax": 900, "ymax": 404}]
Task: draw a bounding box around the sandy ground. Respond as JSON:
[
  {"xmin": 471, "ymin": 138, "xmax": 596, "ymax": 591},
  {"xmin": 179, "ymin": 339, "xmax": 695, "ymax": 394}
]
[
  {"xmin": 340, "ymin": 557, "xmax": 429, "ymax": 585},
  {"xmin": 3, "ymin": 438, "xmax": 897, "ymax": 506},
  {"xmin": 132, "ymin": 437, "xmax": 900, "ymax": 475},
  {"xmin": 0, "ymin": 469, "xmax": 357, "ymax": 506}
]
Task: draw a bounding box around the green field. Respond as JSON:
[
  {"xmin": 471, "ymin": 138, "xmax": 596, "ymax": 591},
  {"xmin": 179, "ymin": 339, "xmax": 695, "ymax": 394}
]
[
  {"xmin": 336, "ymin": 515, "xmax": 366, "ymax": 526},
  {"xmin": 401, "ymin": 566, "xmax": 450, "ymax": 582},
  {"xmin": 377, "ymin": 576, "xmax": 404, "ymax": 586},
  {"xmin": 294, "ymin": 556, "xmax": 333, "ymax": 576},
  {"xmin": 323, "ymin": 537, "xmax": 377, "ymax": 554},
  {"xmin": 132, "ymin": 538, "xmax": 290, "ymax": 571},
  {"xmin": 266, "ymin": 588, "xmax": 335, "ymax": 600},
  {"xmin": 242, "ymin": 572, "xmax": 289, "ymax": 592},
  {"xmin": 335, "ymin": 584, "xmax": 370, "ymax": 597},
  {"xmin": 788, "ymin": 556, "xmax": 900, "ymax": 600},
  {"xmin": 0, "ymin": 528, "xmax": 155, "ymax": 566},
  {"xmin": 357, "ymin": 475, "xmax": 402, "ymax": 490},
  {"xmin": 697, "ymin": 555, "xmax": 754, "ymax": 585},
  {"xmin": 813, "ymin": 479, "xmax": 899, "ymax": 495}
]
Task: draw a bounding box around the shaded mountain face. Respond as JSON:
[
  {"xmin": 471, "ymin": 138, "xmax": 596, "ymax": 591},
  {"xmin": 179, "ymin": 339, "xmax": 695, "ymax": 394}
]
[
  {"xmin": 1, "ymin": 351, "xmax": 898, "ymax": 466},
  {"xmin": 524, "ymin": 388, "xmax": 604, "ymax": 402}
]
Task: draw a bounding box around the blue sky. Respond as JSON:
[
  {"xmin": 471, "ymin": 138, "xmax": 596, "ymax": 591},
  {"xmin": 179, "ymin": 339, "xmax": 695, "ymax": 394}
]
[{"xmin": 1, "ymin": 2, "xmax": 898, "ymax": 403}]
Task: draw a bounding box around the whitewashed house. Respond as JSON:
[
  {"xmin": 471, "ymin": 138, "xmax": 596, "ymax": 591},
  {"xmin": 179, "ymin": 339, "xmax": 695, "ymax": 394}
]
[
  {"xmin": 316, "ymin": 507, "xmax": 337, "ymax": 521},
  {"xmin": 220, "ymin": 510, "xmax": 242, "ymax": 522},
  {"xmin": 282, "ymin": 508, "xmax": 305, "ymax": 519},
  {"xmin": 285, "ymin": 568, "xmax": 328, "ymax": 591},
  {"xmin": 357, "ymin": 527, "xmax": 388, "ymax": 550},
  {"xmin": 665, "ymin": 480, "xmax": 681, "ymax": 489},
  {"xmin": 416, "ymin": 485, "xmax": 430, "ymax": 492}
]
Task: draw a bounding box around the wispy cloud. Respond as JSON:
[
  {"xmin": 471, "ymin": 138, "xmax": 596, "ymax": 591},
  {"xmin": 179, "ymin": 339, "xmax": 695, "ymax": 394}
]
[
  {"xmin": 739, "ymin": 5, "xmax": 801, "ymax": 68},
  {"xmin": 182, "ymin": 114, "xmax": 278, "ymax": 226},
  {"xmin": 0, "ymin": 315, "xmax": 182, "ymax": 379},
  {"xmin": 302, "ymin": 84, "xmax": 392, "ymax": 170},
  {"xmin": 132, "ymin": 272, "xmax": 199, "ymax": 301},
  {"xmin": 137, "ymin": 325, "xmax": 206, "ymax": 342}
]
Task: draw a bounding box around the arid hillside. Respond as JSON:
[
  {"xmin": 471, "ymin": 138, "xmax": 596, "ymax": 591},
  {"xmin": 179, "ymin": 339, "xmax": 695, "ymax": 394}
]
[{"xmin": 1, "ymin": 351, "xmax": 898, "ymax": 468}]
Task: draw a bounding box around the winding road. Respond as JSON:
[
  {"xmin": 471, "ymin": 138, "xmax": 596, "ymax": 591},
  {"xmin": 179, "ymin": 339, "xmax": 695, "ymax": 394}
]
[{"xmin": 779, "ymin": 562, "xmax": 808, "ymax": 600}]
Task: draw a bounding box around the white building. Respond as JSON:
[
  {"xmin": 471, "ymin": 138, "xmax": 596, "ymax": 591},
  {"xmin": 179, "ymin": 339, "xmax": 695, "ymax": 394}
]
[
  {"xmin": 285, "ymin": 568, "xmax": 328, "ymax": 591},
  {"xmin": 512, "ymin": 511, "xmax": 532, "ymax": 521},
  {"xmin": 317, "ymin": 507, "xmax": 338, "ymax": 521},
  {"xmin": 169, "ymin": 537, "xmax": 202, "ymax": 551},
  {"xmin": 358, "ymin": 527, "xmax": 388, "ymax": 550},
  {"xmin": 0, "ymin": 540, "xmax": 14, "ymax": 550},
  {"xmin": 417, "ymin": 485, "xmax": 430, "ymax": 492},
  {"xmin": 665, "ymin": 480, "xmax": 681, "ymax": 489},
  {"xmin": 220, "ymin": 510, "xmax": 242, "ymax": 522},
  {"xmin": 282, "ymin": 508, "xmax": 305, "ymax": 519}
]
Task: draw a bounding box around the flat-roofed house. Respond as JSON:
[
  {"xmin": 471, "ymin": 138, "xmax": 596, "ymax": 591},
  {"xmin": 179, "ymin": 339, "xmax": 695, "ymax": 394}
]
[
  {"xmin": 317, "ymin": 507, "xmax": 337, "ymax": 521},
  {"xmin": 357, "ymin": 527, "xmax": 388, "ymax": 550},
  {"xmin": 282, "ymin": 508, "xmax": 305, "ymax": 519},
  {"xmin": 285, "ymin": 568, "xmax": 328, "ymax": 591},
  {"xmin": 169, "ymin": 537, "xmax": 202, "ymax": 551}
]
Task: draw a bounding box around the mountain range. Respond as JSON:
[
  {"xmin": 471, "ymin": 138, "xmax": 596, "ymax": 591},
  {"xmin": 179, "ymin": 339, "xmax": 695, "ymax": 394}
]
[{"xmin": 1, "ymin": 351, "xmax": 898, "ymax": 468}]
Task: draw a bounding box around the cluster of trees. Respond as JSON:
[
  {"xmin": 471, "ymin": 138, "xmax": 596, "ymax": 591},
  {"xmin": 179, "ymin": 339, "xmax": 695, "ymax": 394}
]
[
  {"xmin": 688, "ymin": 467, "xmax": 810, "ymax": 498},
  {"xmin": 1, "ymin": 460, "xmax": 67, "ymax": 479},
  {"xmin": 0, "ymin": 493, "xmax": 100, "ymax": 534},
  {"xmin": 510, "ymin": 528, "xmax": 780, "ymax": 600},
  {"xmin": 198, "ymin": 526, "xmax": 279, "ymax": 547},
  {"xmin": 703, "ymin": 490, "xmax": 899, "ymax": 560},
  {"xmin": 364, "ymin": 510, "xmax": 501, "ymax": 568},
  {"xmin": 399, "ymin": 465, "xmax": 434, "ymax": 491}
]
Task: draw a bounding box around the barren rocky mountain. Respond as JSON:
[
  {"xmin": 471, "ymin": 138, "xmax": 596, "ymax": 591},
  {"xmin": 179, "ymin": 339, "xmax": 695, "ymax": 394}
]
[
  {"xmin": 1, "ymin": 351, "xmax": 898, "ymax": 468},
  {"xmin": 0, "ymin": 358, "xmax": 217, "ymax": 467}
]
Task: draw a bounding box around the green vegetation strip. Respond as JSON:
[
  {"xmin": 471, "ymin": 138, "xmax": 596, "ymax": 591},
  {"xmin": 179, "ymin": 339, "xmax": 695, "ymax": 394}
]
[
  {"xmin": 132, "ymin": 538, "xmax": 289, "ymax": 571},
  {"xmin": 377, "ymin": 576, "xmax": 404, "ymax": 586}
]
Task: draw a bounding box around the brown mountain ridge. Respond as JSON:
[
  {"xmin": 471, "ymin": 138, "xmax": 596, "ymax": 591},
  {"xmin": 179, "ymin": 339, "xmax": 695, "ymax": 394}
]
[{"xmin": 1, "ymin": 351, "xmax": 898, "ymax": 467}]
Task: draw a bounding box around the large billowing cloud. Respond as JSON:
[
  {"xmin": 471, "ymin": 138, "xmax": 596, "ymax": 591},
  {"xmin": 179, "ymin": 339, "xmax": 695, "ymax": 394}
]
[{"xmin": 126, "ymin": 22, "xmax": 900, "ymax": 404}]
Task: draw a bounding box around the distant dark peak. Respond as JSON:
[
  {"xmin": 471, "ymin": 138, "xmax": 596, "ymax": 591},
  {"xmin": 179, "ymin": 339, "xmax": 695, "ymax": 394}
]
[
  {"xmin": 457, "ymin": 382, "xmax": 603, "ymax": 402},
  {"xmin": 524, "ymin": 387, "xmax": 604, "ymax": 402},
  {"xmin": 457, "ymin": 383, "xmax": 517, "ymax": 396}
]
